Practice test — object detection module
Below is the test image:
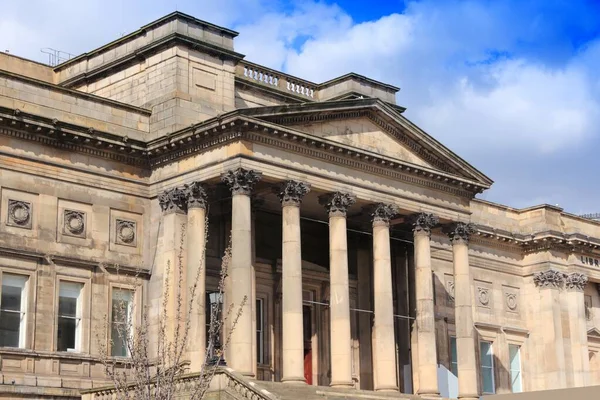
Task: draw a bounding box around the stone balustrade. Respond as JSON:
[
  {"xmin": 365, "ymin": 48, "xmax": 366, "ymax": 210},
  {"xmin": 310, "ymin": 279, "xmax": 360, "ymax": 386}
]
[{"xmin": 237, "ymin": 61, "xmax": 317, "ymax": 100}]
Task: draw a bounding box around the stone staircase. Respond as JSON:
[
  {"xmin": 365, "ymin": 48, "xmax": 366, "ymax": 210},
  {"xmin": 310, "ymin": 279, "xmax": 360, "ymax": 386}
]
[{"xmin": 249, "ymin": 380, "xmax": 433, "ymax": 400}]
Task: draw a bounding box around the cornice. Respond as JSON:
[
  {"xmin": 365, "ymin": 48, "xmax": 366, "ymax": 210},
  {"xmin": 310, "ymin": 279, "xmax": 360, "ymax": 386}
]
[
  {"xmin": 0, "ymin": 110, "xmax": 149, "ymax": 166},
  {"xmin": 60, "ymin": 32, "xmax": 244, "ymax": 88},
  {"xmin": 0, "ymin": 245, "xmax": 147, "ymax": 276}
]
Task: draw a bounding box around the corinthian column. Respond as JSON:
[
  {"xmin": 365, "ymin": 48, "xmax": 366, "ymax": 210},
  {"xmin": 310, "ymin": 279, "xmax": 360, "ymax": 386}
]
[
  {"xmin": 370, "ymin": 203, "xmax": 399, "ymax": 391},
  {"xmin": 565, "ymin": 272, "xmax": 590, "ymax": 387},
  {"xmin": 407, "ymin": 212, "xmax": 440, "ymax": 396},
  {"xmin": 276, "ymin": 180, "xmax": 311, "ymax": 384},
  {"xmin": 443, "ymin": 222, "xmax": 479, "ymax": 400},
  {"xmin": 319, "ymin": 191, "xmax": 356, "ymax": 388},
  {"xmin": 158, "ymin": 187, "xmax": 189, "ymax": 345},
  {"xmin": 222, "ymin": 167, "xmax": 262, "ymax": 376},
  {"xmin": 184, "ymin": 182, "xmax": 208, "ymax": 372}
]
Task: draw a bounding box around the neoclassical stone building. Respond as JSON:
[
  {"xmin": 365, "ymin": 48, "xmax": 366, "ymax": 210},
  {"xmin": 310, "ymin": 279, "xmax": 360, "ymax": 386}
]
[{"xmin": 0, "ymin": 11, "xmax": 599, "ymax": 400}]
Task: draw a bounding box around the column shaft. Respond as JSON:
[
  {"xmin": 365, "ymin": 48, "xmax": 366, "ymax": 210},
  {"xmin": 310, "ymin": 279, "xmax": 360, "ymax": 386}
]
[
  {"xmin": 329, "ymin": 213, "xmax": 353, "ymax": 387},
  {"xmin": 222, "ymin": 168, "xmax": 261, "ymax": 376},
  {"xmin": 282, "ymin": 204, "xmax": 305, "ymax": 383},
  {"xmin": 414, "ymin": 231, "xmax": 439, "ymax": 395},
  {"xmin": 566, "ymin": 273, "xmax": 590, "ymax": 387},
  {"xmin": 186, "ymin": 206, "xmax": 207, "ymax": 371},
  {"xmin": 372, "ymin": 219, "xmax": 398, "ymax": 391},
  {"xmin": 229, "ymin": 193, "xmax": 254, "ymax": 375},
  {"xmin": 453, "ymin": 240, "xmax": 478, "ymax": 399}
]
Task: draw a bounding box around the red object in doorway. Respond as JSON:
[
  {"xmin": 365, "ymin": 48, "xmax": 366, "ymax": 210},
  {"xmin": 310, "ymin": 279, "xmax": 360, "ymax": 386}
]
[{"xmin": 304, "ymin": 349, "xmax": 312, "ymax": 385}]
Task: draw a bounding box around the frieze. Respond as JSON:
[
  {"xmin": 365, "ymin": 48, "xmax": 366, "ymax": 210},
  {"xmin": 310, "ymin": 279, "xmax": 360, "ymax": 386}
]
[
  {"xmin": 63, "ymin": 210, "xmax": 86, "ymax": 237},
  {"xmin": 275, "ymin": 180, "xmax": 311, "ymax": 206},
  {"xmin": 7, "ymin": 199, "xmax": 32, "ymax": 229}
]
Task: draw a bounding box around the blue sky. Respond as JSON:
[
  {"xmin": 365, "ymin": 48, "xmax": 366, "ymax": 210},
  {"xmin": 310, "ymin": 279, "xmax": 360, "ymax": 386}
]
[{"xmin": 2, "ymin": 0, "xmax": 600, "ymax": 214}]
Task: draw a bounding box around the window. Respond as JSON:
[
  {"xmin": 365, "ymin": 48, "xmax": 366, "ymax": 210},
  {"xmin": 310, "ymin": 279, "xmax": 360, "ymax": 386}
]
[
  {"xmin": 256, "ymin": 299, "xmax": 264, "ymax": 364},
  {"xmin": 111, "ymin": 288, "xmax": 134, "ymax": 357},
  {"xmin": 0, "ymin": 274, "xmax": 28, "ymax": 348},
  {"xmin": 480, "ymin": 341, "xmax": 495, "ymax": 394},
  {"xmin": 449, "ymin": 336, "xmax": 458, "ymax": 377},
  {"xmin": 509, "ymin": 344, "xmax": 522, "ymax": 393},
  {"xmin": 57, "ymin": 281, "xmax": 83, "ymax": 352}
]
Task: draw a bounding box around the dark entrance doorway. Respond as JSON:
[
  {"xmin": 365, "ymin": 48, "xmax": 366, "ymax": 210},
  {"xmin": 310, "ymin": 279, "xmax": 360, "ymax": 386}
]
[{"xmin": 303, "ymin": 304, "xmax": 312, "ymax": 384}]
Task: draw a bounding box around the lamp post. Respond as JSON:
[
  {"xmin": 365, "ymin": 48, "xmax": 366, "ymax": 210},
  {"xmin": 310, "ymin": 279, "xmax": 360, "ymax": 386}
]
[{"xmin": 207, "ymin": 292, "xmax": 227, "ymax": 366}]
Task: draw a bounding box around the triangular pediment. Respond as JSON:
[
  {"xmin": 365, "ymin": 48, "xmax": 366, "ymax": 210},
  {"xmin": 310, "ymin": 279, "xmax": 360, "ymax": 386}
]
[
  {"xmin": 286, "ymin": 117, "xmax": 434, "ymax": 168},
  {"xmin": 589, "ymin": 327, "xmax": 600, "ymax": 338},
  {"xmin": 237, "ymin": 99, "xmax": 493, "ymax": 188}
]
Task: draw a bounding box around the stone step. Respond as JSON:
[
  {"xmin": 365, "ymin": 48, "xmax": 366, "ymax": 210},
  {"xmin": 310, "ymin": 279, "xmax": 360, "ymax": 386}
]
[{"xmin": 249, "ymin": 380, "xmax": 425, "ymax": 400}]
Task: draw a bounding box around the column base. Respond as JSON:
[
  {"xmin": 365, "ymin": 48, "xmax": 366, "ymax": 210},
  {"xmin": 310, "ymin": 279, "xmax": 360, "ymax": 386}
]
[
  {"xmin": 416, "ymin": 390, "xmax": 440, "ymax": 397},
  {"xmin": 458, "ymin": 395, "xmax": 479, "ymax": 400},
  {"xmin": 281, "ymin": 376, "xmax": 307, "ymax": 385},
  {"xmin": 374, "ymin": 386, "xmax": 398, "ymax": 392},
  {"xmin": 329, "ymin": 381, "xmax": 354, "ymax": 388}
]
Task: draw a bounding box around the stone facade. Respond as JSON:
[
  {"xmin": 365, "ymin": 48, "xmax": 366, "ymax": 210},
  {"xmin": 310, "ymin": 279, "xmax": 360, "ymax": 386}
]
[{"xmin": 0, "ymin": 11, "xmax": 599, "ymax": 400}]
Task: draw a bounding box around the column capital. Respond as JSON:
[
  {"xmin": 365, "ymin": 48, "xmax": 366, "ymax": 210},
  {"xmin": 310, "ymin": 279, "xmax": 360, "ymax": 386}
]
[
  {"xmin": 442, "ymin": 222, "xmax": 475, "ymax": 244},
  {"xmin": 565, "ymin": 272, "xmax": 588, "ymax": 291},
  {"xmin": 407, "ymin": 212, "xmax": 439, "ymax": 236},
  {"xmin": 159, "ymin": 187, "xmax": 188, "ymax": 215},
  {"xmin": 184, "ymin": 182, "xmax": 208, "ymax": 210},
  {"xmin": 275, "ymin": 180, "xmax": 311, "ymax": 207},
  {"xmin": 533, "ymin": 269, "xmax": 565, "ymax": 289},
  {"xmin": 368, "ymin": 203, "xmax": 398, "ymax": 225},
  {"xmin": 319, "ymin": 191, "xmax": 356, "ymax": 217},
  {"xmin": 221, "ymin": 168, "xmax": 262, "ymax": 196}
]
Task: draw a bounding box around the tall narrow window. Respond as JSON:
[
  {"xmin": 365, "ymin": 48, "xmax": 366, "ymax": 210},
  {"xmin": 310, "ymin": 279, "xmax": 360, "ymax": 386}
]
[
  {"xmin": 256, "ymin": 298, "xmax": 264, "ymax": 364},
  {"xmin": 449, "ymin": 336, "xmax": 458, "ymax": 377},
  {"xmin": 509, "ymin": 344, "xmax": 522, "ymax": 393},
  {"xmin": 0, "ymin": 274, "xmax": 28, "ymax": 348},
  {"xmin": 111, "ymin": 289, "xmax": 134, "ymax": 357},
  {"xmin": 57, "ymin": 281, "xmax": 83, "ymax": 352},
  {"xmin": 480, "ymin": 341, "xmax": 495, "ymax": 394}
]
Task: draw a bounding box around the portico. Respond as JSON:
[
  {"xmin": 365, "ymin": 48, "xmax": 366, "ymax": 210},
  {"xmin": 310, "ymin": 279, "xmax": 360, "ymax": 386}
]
[{"xmin": 156, "ymin": 154, "xmax": 482, "ymax": 396}]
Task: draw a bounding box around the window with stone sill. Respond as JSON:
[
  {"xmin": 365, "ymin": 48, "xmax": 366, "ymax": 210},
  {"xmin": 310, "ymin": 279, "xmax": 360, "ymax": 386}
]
[
  {"xmin": 57, "ymin": 281, "xmax": 83, "ymax": 352},
  {"xmin": 509, "ymin": 344, "xmax": 522, "ymax": 393},
  {"xmin": 449, "ymin": 336, "xmax": 458, "ymax": 377},
  {"xmin": 257, "ymin": 298, "xmax": 264, "ymax": 365},
  {"xmin": 480, "ymin": 341, "xmax": 496, "ymax": 394},
  {"xmin": 0, "ymin": 273, "xmax": 28, "ymax": 348},
  {"xmin": 111, "ymin": 288, "xmax": 134, "ymax": 357}
]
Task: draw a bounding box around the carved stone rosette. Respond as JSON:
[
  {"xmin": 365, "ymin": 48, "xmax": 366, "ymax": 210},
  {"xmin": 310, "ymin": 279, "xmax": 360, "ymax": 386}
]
[
  {"xmin": 443, "ymin": 222, "xmax": 476, "ymax": 244},
  {"xmin": 369, "ymin": 203, "xmax": 398, "ymax": 224},
  {"xmin": 505, "ymin": 293, "xmax": 518, "ymax": 312},
  {"xmin": 116, "ymin": 219, "xmax": 136, "ymax": 246},
  {"xmin": 221, "ymin": 168, "xmax": 262, "ymax": 196},
  {"xmin": 565, "ymin": 272, "xmax": 588, "ymax": 291},
  {"xmin": 318, "ymin": 191, "xmax": 356, "ymax": 217},
  {"xmin": 184, "ymin": 181, "xmax": 208, "ymax": 210},
  {"xmin": 407, "ymin": 212, "xmax": 439, "ymax": 236},
  {"xmin": 533, "ymin": 269, "xmax": 565, "ymax": 289},
  {"xmin": 7, "ymin": 200, "xmax": 32, "ymax": 229},
  {"xmin": 275, "ymin": 180, "xmax": 310, "ymax": 207},
  {"xmin": 158, "ymin": 187, "xmax": 188, "ymax": 214},
  {"xmin": 64, "ymin": 210, "xmax": 86, "ymax": 237}
]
